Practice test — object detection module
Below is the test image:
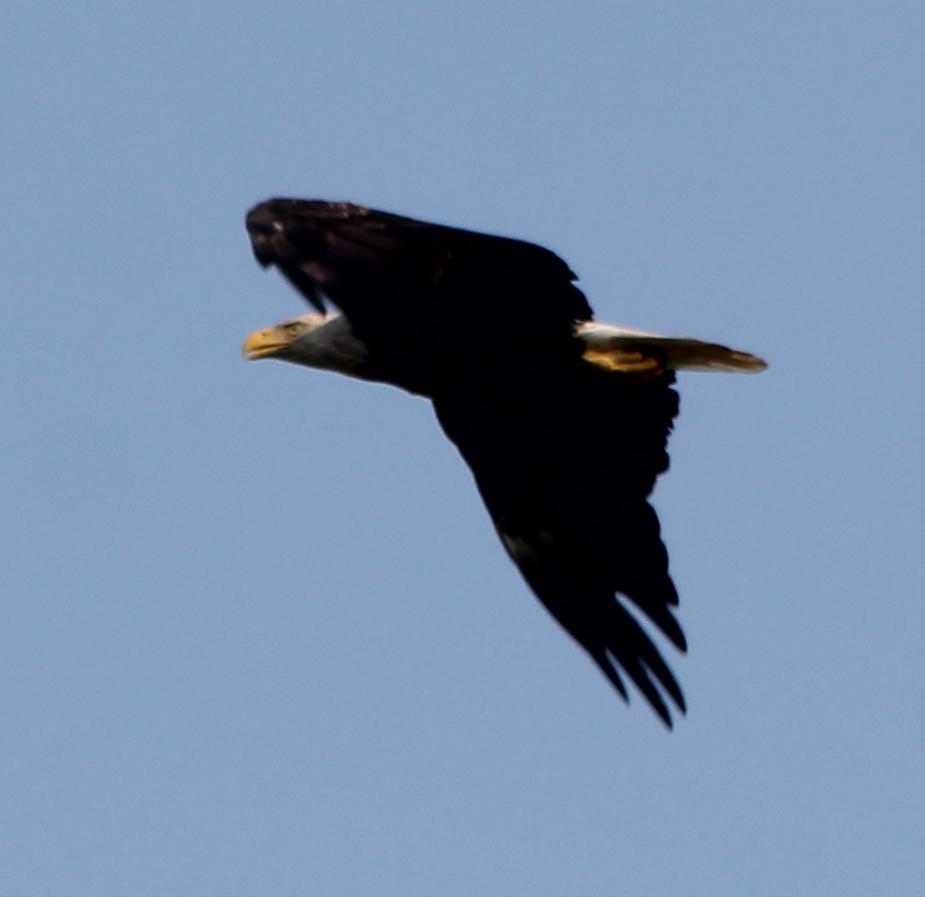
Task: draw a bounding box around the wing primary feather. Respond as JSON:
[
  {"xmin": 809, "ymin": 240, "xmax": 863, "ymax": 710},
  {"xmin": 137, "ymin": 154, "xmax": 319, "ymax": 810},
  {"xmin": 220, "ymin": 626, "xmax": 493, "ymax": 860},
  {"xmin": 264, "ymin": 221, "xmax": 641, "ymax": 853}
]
[
  {"xmin": 590, "ymin": 651, "xmax": 629, "ymax": 702},
  {"xmin": 598, "ymin": 601, "xmax": 686, "ymax": 727}
]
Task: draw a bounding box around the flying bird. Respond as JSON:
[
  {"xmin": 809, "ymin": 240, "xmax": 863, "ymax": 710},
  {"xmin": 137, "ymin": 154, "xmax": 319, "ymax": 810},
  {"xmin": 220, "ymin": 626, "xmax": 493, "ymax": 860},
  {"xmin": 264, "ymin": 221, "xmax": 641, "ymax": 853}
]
[{"xmin": 243, "ymin": 199, "xmax": 766, "ymax": 727}]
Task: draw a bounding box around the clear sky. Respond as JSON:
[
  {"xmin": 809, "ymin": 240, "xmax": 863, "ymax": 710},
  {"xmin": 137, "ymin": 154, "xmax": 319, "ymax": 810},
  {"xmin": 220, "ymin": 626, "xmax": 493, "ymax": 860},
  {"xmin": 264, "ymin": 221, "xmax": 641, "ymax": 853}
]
[{"xmin": 2, "ymin": 1, "xmax": 923, "ymax": 894}]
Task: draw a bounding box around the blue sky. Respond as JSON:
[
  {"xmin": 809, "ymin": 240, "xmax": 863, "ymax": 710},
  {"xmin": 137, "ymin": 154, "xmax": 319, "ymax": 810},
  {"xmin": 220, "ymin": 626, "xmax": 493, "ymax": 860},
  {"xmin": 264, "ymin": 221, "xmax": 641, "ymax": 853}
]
[{"xmin": 1, "ymin": 1, "xmax": 923, "ymax": 894}]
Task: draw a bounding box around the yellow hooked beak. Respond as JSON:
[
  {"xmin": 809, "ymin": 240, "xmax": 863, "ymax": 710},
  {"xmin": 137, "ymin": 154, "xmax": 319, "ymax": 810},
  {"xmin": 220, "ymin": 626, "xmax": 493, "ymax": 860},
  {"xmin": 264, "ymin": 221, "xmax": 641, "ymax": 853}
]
[{"xmin": 242, "ymin": 326, "xmax": 293, "ymax": 360}]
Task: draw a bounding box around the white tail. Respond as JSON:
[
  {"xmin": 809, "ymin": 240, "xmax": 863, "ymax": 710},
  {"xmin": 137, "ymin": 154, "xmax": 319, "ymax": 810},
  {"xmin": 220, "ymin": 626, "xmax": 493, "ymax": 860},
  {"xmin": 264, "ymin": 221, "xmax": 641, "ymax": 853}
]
[{"xmin": 576, "ymin": 321, "xmax": 768, "ymax": 374}]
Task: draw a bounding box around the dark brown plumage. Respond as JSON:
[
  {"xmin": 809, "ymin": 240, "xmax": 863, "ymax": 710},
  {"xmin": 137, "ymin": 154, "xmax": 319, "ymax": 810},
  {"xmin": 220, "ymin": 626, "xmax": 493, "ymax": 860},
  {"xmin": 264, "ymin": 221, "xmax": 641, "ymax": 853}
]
[{"xmin": 245, "ymin": 198, "xmax": 752, "ymax": 726}]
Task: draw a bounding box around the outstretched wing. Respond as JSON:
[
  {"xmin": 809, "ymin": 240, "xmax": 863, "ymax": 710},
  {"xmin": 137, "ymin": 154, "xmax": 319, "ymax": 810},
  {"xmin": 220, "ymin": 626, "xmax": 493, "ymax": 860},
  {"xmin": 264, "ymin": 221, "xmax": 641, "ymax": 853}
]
[
  {"xmin": 434, "ymin": 365, "xmax": 685, "ymax": 726},
  {"xmin": 246, "ymin": 198, "xmax": 686, "ymax": 725},
  {"xmin": 247, "ymin": 199, "xmax": 591, "ymax": 396}
]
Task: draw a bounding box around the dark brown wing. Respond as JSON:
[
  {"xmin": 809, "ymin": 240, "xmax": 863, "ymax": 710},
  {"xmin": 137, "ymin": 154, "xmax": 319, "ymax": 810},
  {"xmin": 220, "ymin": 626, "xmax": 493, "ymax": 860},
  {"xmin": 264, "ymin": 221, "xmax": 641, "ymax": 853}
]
[
  {"xmin": 246, "ymin": 198, "xmax": 685, "ymax": 725},
  {"xmin": 247, "ymin": 199, "xmax": 591, "ymax": 396},
  {"xmin": 434, "ymin": 366, "xmax": 685, "ymax": 727}
]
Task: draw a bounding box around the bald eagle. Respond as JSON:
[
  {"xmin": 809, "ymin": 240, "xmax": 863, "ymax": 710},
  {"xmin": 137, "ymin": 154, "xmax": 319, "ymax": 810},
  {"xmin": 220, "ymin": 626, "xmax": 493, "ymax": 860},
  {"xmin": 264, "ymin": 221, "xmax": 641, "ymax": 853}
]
[{"xmin": 244, "ymin": 199, "xmax": 766, "ymax": 727}]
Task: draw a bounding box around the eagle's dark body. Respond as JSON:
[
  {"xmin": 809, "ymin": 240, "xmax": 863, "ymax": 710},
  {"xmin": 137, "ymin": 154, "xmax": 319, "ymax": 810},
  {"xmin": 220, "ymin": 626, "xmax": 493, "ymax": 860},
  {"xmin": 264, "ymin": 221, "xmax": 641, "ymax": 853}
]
[{"xmin": 247, "ymin": 199, "xmax": 687, "ymax": 725}]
